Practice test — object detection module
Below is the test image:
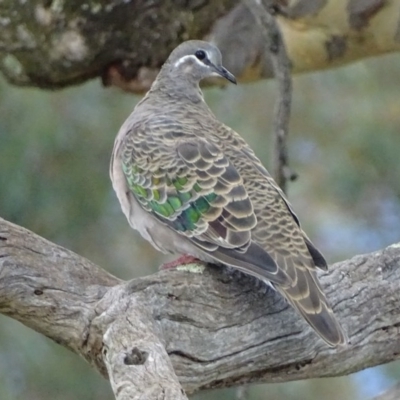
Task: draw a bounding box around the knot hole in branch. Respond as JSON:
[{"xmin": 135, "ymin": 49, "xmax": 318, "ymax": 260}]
[{"xmin": 124, "ymin": 347, "xmax": 148, "ymax": 365}]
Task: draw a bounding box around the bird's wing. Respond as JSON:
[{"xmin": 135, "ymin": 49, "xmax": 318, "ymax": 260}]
[
  {"xmin": 217, "ymin": 130, "xmax": 345, "ymax": 346},
  {"xmin": 121, "ymin": 134, "xmax": 290, "ymax": 286},
  {"xmin": 239, "ymin": 146, "xmax": 328, "ymax": 270}
]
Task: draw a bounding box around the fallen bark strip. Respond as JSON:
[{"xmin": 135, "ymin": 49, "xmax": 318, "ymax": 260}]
[{"xmin": 1, "ymin": 216, "xmax": 400, "ymax": 397}]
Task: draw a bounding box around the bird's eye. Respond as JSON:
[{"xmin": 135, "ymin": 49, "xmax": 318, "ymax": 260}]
[{"xmin": 195, "ymin": 50, "xmax": 206, "ymax": 60}]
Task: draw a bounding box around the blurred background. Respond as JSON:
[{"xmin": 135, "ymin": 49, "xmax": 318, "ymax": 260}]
[{"xmin": 0, "ymin": 52, "xmax": 400, "ymax": 399}]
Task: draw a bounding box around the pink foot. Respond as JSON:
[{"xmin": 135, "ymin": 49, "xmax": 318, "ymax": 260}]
[{"xmin": 160, "ymin": 254, "xmax": 200, "ymax": 270}]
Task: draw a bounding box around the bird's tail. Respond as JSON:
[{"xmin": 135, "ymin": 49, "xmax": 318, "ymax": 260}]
[{"xmin": 278, "ymin": 268, "xmax": 347, "ymax": 347}]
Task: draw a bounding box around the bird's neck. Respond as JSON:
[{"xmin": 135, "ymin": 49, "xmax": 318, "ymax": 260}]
[{"xmin": 148, "ymin": 72, "xmax": 205, "ymax": 105}]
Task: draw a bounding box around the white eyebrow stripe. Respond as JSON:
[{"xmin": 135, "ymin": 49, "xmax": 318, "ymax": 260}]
[{"xmin": 174, "ymin": 54, "xmax": 205, "ymax": 68}]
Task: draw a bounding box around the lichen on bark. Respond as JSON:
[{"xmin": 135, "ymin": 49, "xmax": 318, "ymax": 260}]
[{"xmin": 0, "ymin": 0, "xmax": 237, "ymax": 88}]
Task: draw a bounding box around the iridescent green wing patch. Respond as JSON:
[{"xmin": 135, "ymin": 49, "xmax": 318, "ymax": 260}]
[{"xmin": 122, "ymin": 160, "xmax": 218, "ymax": 233}]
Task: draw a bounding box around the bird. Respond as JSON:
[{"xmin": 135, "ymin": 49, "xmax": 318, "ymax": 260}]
[{"xmin": 110, "ymin": 40, "xmax": 347, "ymax": 347}]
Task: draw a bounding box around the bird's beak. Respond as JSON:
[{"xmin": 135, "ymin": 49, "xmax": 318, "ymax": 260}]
[{"xmin": 212, "ymin": 64, "xmax": 237, "ymax": 84}]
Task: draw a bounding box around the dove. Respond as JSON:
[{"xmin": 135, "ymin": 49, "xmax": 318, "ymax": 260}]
[{"xmin": 110, "ymin": 40, "xmax": 346, "ymax": 347}]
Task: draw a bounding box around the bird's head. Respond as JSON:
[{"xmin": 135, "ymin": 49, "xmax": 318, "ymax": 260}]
[{"xmin": 164, "ymin": 40, "xmax": 237, "ymax": 85}]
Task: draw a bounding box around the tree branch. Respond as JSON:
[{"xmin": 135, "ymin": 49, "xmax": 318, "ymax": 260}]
[
  {"xmin": 1, "ymin": 216, "xmax": 400, "ymax": 396},
  {"xmin": 0, "ymin": 0, "xmax": 399, "ymax": 92},
  {"xmin": 100, "ymin": 291, "xmax": 188, "ymax": 400},
  {"xmin": 244, "ymin": 0, "xmax": 293, "ymax": 192}
]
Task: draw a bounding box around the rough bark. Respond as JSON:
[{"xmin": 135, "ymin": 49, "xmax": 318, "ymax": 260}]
[
  {"xmin": 101, "ymin": 292, "xmax": 188, "ymax": 400},
  {"xmin": 1, "ymin": 215, "xmax": 400, "ymax": 398},
  {"xmin": 0, "ymin": 0, "xmax": 237, "ymax": 90},
  {"xmin": 0, "ymin": 0, "xmax": 399, "ymax": 92}
]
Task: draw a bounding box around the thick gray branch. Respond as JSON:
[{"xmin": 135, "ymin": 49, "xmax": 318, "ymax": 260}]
[
  {"xmin": 0, "ymin": 0, "xmax": 237, "ymax": 90},
  {"xmin": 0, "ymin": 0, "xmax": 399, "ymax": 92},
  {"xmin": 1, "ymin": 216, "xmax": 400, "ymax": 396},
  {"xmin": 100, "ymin": 291, "xmax": 188, "ymax": 400}
]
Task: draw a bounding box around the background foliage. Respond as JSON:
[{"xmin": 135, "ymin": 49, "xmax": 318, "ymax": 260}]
[{"xmin": 1, "ymin": 53, "xmax": 400, "ymax": 399}]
